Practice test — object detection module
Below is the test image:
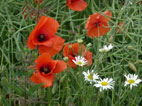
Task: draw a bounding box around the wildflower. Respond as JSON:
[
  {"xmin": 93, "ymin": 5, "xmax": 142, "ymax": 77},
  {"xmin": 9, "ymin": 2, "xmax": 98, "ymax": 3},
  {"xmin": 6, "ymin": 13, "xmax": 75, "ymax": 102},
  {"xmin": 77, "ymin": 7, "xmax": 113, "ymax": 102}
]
[
  {"xmin": 67, "ymin": 0, "xmax": 88, "ymax": 11},
  {"xmin": 99, "ymin": 44, "xmax": 113, "ymax": 53},
  {"xmin": 63, "ymin": 43, "xmax": 92, "ymax": 68},
  {"xmin": 27, "ymin": 16, "xmax": 65, "ymax": 57},
  {"xmin": 83, "ymin": 70, "xmax": 99, "ymax": 84},
  {"xmin": 124, "ymin": 74, "xmax": 141, "ymax": 89},
  {"xmin": 72, "ymin": 56, "xmax": 88, "ymax": 67},
  {"xmin": 30, "ymin": 53, "xmax": 67, "ymax": 88},
  {"xmin": 85, "ymin": 11, "xmax": 112, "ymax": 37},
  {"xmin": 94, "ymin": 78, "xmax": 114, "ymax": 91}
]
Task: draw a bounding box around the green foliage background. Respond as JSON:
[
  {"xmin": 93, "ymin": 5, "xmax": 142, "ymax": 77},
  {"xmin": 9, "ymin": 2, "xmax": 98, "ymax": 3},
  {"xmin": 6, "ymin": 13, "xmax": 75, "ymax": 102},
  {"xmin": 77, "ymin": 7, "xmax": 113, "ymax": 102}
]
[{"xmin": 0, "ymin": 0, "xmax": 142, "ymax": 105}]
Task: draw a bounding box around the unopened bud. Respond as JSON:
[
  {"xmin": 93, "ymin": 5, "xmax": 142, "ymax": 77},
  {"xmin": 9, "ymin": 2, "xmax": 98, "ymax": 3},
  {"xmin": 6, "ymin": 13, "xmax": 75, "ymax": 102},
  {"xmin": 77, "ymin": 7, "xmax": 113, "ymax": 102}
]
[
  {"xmin": 87, "ymin": 43, "xmax": 92, "ymax": 47},
  {"xmin": 60, "ymin": 74, "xmax": 67, "ymax": 83},
  {"xmin": 65, "ymin": 96, "xmax": 72, "ymax": 105},
  {"xmin": 127, "ymin": 46, "xmax": 134, "ymax": 50},
  {"xmin": 63, "ymin": 57, "xmax": 69, "ymax": 62},
  {"xmin": 128, "ymin": 62, "xmax": 137, "ymax": 72},
  {"xmin": 69, "ymin": 45, "xmax": 72, "ymax": 49},
  {"xmin": 77, "ymin": 39, "xmax": 83, "ymax": 44},
  {"xmin": 109, "ymin": 36, "xmax": 113, "ymax": 43},
  {"xmin": 9, "ymin": 27, "xmax": 15, "ymax": 34},
  {"xmin": 137, "ymin": 59, "xmax": 142, "ymax": 64},
  {"xmin": 52, "ymin": 83, "xmax": 58, "ymax": 94}
]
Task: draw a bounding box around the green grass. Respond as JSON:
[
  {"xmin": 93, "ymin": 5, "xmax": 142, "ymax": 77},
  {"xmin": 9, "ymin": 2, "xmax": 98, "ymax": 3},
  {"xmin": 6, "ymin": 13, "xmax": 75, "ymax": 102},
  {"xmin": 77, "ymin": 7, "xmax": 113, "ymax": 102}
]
[{"xmin": 0, "ymin": 0, "xmax": 142, "ymax": 105}]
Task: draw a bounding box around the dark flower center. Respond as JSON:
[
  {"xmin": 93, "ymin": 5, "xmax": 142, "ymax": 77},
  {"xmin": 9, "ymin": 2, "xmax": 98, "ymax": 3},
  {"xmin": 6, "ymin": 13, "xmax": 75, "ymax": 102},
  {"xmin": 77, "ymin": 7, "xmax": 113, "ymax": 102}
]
[
  {"xmin": 71, "ymin": 54, "xmax": 76, "ymax": 57},
  {"xmin": 38, "ymin": 34, "xmax": 46, "ymax": 42},
  {"xmin": 94, "ymin": 22, "xmax": 100, "ymax": 27},
  {"xmin": 40, "ymin": 66, "xmax": 51, "ymax": 74}
]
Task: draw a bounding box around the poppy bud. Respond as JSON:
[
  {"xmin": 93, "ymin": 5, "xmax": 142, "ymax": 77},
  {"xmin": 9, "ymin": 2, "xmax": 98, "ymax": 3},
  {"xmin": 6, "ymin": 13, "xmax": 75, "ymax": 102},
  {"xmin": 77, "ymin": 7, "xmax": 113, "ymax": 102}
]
[
  {"xmin": 69, "ymin": 45, "xmax": 72, "ymax": 49},
  {"xmin": 127, "ymin": 46, "xmax": 134, "ymax": 50},
  {"xmin": 65, "ymin": 96, "xmax": 72, "ymax": 105},
  {"xmin": 108, "ymin": 36, "xmax": 113, "ymax": 43},
  {"xmin": 63, "ymin": 57, "xmax": 69, "ymax": 62},
  {"xmin": 128, "ymin": 62, "xmax": 137, "ymax": 72},
  {"xmin": 52, "ymin": 83, "xmax": 58, "ymax": 94},
  {"xmin": 60, "ymin": 74, "xmax": 67, "ymax": 83},
  {"xmin": 77, "ymin": 39, "xmax": 83, "ymax": 44},
  {"xmin": 137, "ymin": 59, "xmax": 142, "ymax": 64},
  {"xmin": 86, "ymin": 43, "xmax": 92, "ymax": 47},
  {"xmin": 9, "ymin": 27, "xmax": 15, "ymax": 34}
]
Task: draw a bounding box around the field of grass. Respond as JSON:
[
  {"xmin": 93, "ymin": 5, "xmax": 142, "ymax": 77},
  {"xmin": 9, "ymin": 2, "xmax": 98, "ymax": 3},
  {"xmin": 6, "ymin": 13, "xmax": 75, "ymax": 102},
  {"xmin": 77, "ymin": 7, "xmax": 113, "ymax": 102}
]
[{"xmin": 0, "ymin": 0, "xmax": 142, "ymax": 106}]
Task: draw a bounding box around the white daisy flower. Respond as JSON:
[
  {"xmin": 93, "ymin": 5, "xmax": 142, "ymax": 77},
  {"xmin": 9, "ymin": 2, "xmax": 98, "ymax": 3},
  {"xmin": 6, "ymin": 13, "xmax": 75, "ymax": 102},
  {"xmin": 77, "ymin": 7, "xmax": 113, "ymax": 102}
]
[
  {"xmin": 83, "ymin": 70, "xmax": 99, "ymax": 84},
  {"xmin": 124, "ymin": 74, "xmax": 141, "ymax": 89},
  {"xmin": 94, "ymin": 78, "xmax": 115, "ymax": 92},
  {"xmin": 72, "ymin": 56, "xmax": 88, "ymax": 67},
  {"xmin": 99, "ymin": 44, "xmax": 113, "ymax": 53}
]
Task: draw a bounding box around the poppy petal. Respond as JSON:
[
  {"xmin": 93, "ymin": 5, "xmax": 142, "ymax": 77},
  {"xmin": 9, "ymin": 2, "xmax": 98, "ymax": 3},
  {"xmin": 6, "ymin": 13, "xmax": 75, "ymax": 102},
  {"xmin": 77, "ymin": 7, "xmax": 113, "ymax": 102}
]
[
  {"xmin": 30, "ymin": 72, "xmax": 54, "ymax": 88},
  {"xmin": 35, "ymin": 16, "xmax": 59, "ymax": 37},
  {"xmin": 35, "ymin": 53, "xmax": 52, "ymax": 70},
  {"xmin": 52, "ymin": 60, "xmax": 67, "ymax": 73},
  {"xmin": 100, "ymin": 11, "xmax": 112, "ymax": 22},
  {"xmin": 27, "ymin": 30, "xmax": 36, "ymax": 49},
  {"xmin": 84, "ymin": 51, "xmax": 92, "ymax": 66},
  {"xmin": 69, "ymin": 56, "xmax": 77, "ymax": 68},
  {"xmin": 87, "ymin": 22, "xmax": 110, "ymax": 37},
  {"xmin": 38, "ymin": 35, "xmax": 65, "ymax": 56},
  {"xmin": 67, "ymin": 0, "xmax": 88, "ymax": 11},
  {"xmin": 63, "ymin": 43, "xmax": 70, "ymax": 57},
  {"xmin": 85, "ymin": 13, "xmax": 100, "ymax": 29}
]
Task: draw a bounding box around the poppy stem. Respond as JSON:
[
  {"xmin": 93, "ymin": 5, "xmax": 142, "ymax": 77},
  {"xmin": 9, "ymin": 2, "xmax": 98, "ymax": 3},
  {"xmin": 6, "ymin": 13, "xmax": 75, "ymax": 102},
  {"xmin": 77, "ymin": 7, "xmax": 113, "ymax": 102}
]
[
  {"xmin": 36, "ymin": 0, "xmax": 40, "ymax": 23},
  {"xmin": 37, "ymin": 88, "xmax": 40, "ymax": 101}
]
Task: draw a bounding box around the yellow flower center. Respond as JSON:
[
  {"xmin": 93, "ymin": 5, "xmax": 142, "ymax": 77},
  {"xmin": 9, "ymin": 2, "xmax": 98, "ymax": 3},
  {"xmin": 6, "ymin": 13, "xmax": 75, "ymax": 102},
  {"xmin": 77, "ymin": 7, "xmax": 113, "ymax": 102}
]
[
  {"xmin": 128, "ymin": 79, "xmax": 135, "ymax": 84},
  {"xmin": 101, "ymin": 81, "xmax": 108, "ymax": 86},
  {"xmin": 87, "ymin": 75, "xmax": 93, "ymax": 80},
  {"xmin": 77, "ymin": 61, "xmax": 82, "ymax": 65}
]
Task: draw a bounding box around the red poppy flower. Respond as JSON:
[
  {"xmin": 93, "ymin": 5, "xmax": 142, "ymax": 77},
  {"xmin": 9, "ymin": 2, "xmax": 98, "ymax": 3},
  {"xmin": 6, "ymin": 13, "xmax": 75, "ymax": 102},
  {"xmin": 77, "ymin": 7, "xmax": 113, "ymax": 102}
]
[
  {"xmin": 35, "ymin": 0, "xmax": 43, "ymax": 4},
  {"xmin": 27, "ymin": 16, "xmax": 65, "ymax": 57},
  {"xmin": 67, "ymin": 0, "xmax": 88, "ymax": 11},
  {"xmin": 30, "ymin": 53, "xmax": 67, "ymax": 88},
  {"xmin": 63, "ymin": 43, "xmax": 92, "ymax": 68},
  {"xmin": 85, "ymin": 11, "xmax": 112, "ymax": 37}
]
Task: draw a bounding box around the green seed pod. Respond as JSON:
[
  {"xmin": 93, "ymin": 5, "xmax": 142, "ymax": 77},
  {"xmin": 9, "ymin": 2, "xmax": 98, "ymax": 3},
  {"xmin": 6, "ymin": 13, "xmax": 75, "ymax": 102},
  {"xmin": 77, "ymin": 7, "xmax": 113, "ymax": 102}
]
[
  {"xmin": 127, "ymin": 46, "xmax": 134, "ymax": 50},
  {"xmin": 128, "ymin": 62, "xmax": 137, "ymax": 72},
  {"xmin": 137, "ymin": 59, "xmax": 142, "ymax": 64}
]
